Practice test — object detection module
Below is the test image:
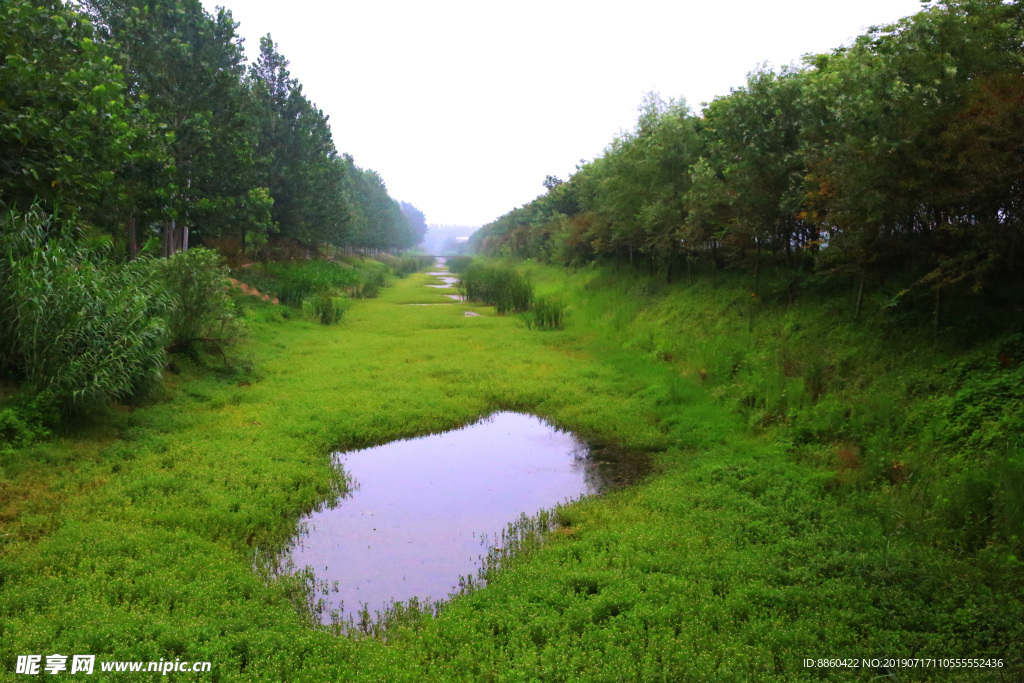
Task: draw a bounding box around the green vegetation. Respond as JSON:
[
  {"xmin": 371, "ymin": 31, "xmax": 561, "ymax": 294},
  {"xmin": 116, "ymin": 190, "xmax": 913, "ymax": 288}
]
[
  {"xmin": 0, "ymin": 209, "xmax": 168, "ymax": 413},
  {"xmin": 460, "ymin": 263, "xmax": 534, "ymax": 313},
  {"xmin": 244, "ymin": 260, "xmax": 361, "ymax": 306},
  {"xmin": 1, "ymin": 263, "xmax": 1019, "ymax": 680},
  {"xmin": 524, "ymin": 295, "xmax": 568, "ymax": 330},
  {"xmin": 394, "ymin": 255, "xmax": 435, "ymax": 278},
  {"xmin": 1, "ymin": 0, "xmax": 427, "ymax": 259},
  {"xmin": 475, "ymin": 0, "xmax": 1024, "ymax": 330},
  {"xmin": 157, "ymin": 249, "xmax": 244, "ymax": 351},
  {"xmin": 312, "ymin": 292, "xmax": 346, "ymax": 326},
  {"xmin": 445, "ymin": 255, "xmax": 474, "ymax": 273},
  {"xmin": 2, "ymin": 0, "xmax": 1022, "ymax": 679},
  {"xmin": 348, "ymin": 269, "xmax": 387, "ymax": 299}
]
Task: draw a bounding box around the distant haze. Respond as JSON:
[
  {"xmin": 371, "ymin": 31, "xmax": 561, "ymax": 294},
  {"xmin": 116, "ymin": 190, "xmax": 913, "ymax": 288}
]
[
  {"xmin": 422, "ymin": 225, "xmax": 476, "ymax": 254},
  {"xmin": 201, "ymin": 0, "xmax": 925, "ymax": 227}
]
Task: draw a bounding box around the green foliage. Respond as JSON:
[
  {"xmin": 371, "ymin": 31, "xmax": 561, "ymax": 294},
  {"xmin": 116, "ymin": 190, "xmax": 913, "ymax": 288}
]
[
  {"xmin": 473, "ymin": 0, "xmax": 1024, "ymax": 316},
  {"xmin": 248, "ymin": 259, "xmax": 361, "ymax": 308},
  {"xmin": 394, "ymin": 255, "xmax": 434, "ymax": 278},
  {"xmin": 524, "ymin": 296, "xmax": 568, "ymax": 330},
  {"xmin": 445, "ymin": 255, "xmax": 473, "ymax": 273},
  {"xmin": 312, "ymin": 292, "xmax": 345, "ymax": 325},
  {"xmin": 1, "ymin": 263, "xmax": 1020, "ymax": 680},
  {"xmin": 156, "ymin": 247, "xmax": 243, "ymax": 349},
  {"xmin": 350, "ymin": 268, "xmax": 387, "ymax": 299},
  {"xmin": 0, "ymin": 0, "xmax": 140, "ymax": 219},
  {"xmin": 460, "ymin": 264, "xmax": 533, "ymax": 314},
  {"xmin": 0, "ymin": 401, "xmax": 53, "ymax": 454},
  {"xmin": 0, "ymin": 208, "xmax": 168, "ymax": 411}
]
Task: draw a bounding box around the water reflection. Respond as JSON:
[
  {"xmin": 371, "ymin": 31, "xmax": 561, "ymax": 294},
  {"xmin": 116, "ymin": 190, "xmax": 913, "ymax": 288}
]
[{"xmin": 284, "ymin": 412, "xmax": 648, "ymax": 623}]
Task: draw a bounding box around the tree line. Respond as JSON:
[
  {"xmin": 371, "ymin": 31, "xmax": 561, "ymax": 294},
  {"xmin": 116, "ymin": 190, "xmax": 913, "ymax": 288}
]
[
  {"xmin": 1, "ymin": 0, "xmax": 426, "ymax": 257},
  {"xmin": 473, "ymin": 0, "xmax": 1023, "ymax": 322}
]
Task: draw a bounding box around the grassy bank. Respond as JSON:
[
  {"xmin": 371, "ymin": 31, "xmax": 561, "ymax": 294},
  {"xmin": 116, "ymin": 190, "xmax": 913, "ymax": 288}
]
[{"xmin": 1, "ymin": 260, "xmax": 1020, "ymax": 681}]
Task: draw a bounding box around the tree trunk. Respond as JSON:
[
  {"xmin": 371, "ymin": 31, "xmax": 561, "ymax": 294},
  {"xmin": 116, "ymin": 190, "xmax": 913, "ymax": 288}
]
[
  {"xmin": 666, "ymin": 255, "xmax": 674, "ymax": 284},
  {"xmin": 855, "ymin": 271, "xmax": 866, "ymax": 318},
  {"xmin": 753, "ymin": 239, "xmax": 761, "ymax": 297},
  {"xmin": 162, "ymin": 221, "xmax": 171, "ymax": 257},
  {"xmin": 934, "ymin": 286, "xmax": 943, "ymax": 336},
  {"xmin": 128, "ymin": 214, "xmax": 138, "ymax": 260}
]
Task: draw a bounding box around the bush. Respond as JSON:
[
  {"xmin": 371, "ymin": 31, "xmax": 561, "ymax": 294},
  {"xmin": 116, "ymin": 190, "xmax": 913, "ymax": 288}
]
[
  {"xmin": 312, "ymin": 293, "xmax": 345, "ymax": 325},
  {"xmin": 445, "ymin": 256, "xmax": 473, "ymax": 273},
  {"xmin": 0, "ymin": 207, "xmax": 169, "ymax": 411},
  {"xmin": 155, "ymin": 248, "xmax": 243, "ymax": 350},
  {"xmin": 460, "ymin": 264, "xmax": 533, "ymax": 314},
  {"xmin": 524, "ymin": 296, "xmax": 568, "ymax": 330},
  {"xmin": 0, "ymin": 401, "xmax": 53, "ymax": 453},
  {"xmin": 394, "ymin": 255, "xmax": 433, "ymax": 278},
  {"xmin": 249, "ymin": 260, "xmax": 361, "ymax": 307},
  {"xmin": 350, "ymin": 269, "xmax": 386, "ymax": 299}
]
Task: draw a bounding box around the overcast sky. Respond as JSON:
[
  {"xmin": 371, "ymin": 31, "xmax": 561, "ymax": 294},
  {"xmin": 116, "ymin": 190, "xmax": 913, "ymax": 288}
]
[{"xmin": 200, "ymin": 0, "xmax": 925, "ymax": 228}]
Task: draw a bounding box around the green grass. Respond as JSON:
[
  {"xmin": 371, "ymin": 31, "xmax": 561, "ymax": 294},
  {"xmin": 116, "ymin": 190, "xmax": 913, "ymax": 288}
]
[{"xmin": 0, "ymin": 259, "xmax": 1020, "ymax": 681}]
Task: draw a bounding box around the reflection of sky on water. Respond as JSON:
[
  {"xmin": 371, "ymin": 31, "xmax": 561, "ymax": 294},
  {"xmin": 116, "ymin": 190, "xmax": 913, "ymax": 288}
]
[{"xmin": 285, "ymin": 412, "xmax": 648, "ymax": 622}]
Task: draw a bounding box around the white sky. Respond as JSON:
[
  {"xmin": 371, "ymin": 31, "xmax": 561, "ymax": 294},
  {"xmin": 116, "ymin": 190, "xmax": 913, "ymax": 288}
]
[{"xmin": 201, "ymin": 0, "xmax": 925, "ymax": 228}]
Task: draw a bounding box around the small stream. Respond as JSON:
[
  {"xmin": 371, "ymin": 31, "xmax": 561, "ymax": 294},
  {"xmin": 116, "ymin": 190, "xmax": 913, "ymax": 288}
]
[{"xmin": 283, "ymin": 412, "xmax": 649, "ymax": 623}]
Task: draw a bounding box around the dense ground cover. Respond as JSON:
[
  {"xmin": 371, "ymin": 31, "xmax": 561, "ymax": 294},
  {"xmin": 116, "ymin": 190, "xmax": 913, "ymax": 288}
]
[{"xmin": 1, "ymin": 261, "xmax": 1020, "ymax": 681}]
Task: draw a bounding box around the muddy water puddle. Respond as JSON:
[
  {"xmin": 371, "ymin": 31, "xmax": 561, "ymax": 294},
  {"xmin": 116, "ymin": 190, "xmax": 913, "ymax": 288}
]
[{"xmin": 284, "ymin": 412, "xmax": 649, "ymax": 624}]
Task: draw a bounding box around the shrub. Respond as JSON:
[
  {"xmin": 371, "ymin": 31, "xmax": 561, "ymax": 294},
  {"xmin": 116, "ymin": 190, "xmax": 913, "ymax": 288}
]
[
  {"xmin": 249, "ymin": 260, "xmax": 361, "ymax": 307},
  {"xmin": 155, "ymin": 247, "xmax": 243, "ymax": 350},
  {"xmin": 445, "ymin": 256, "xmax": 473, "ymax": 273},
  {"xmin": 525, "ymin": 296, "xmax": 568, "ymax": 330},
  {"xmin": 0, "ymin": 207, "xmax": 169, "ymax": 411},
  {"xmin": 460, "ymin": 264, "xmax": 533, "ymax": 314},
  {"xmin": 394, "ymin": 255, "xmax": 433, "ymax": 278},
  {"xmin": 0, "ymin": 401, "xmax": 53, "ymax": 453},
  {"xmin": 350, "ymin": 269, "xmax": 386, "ymax": 299},
  {"xmin": 312, "ymin": 293, "xmax": 345, "ymax": 325}
]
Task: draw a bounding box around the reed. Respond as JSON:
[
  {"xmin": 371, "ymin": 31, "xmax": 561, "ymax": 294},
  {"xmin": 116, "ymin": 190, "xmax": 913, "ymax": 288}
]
[
  {"xmin": 394, "ymin": 255, "xmax": 434, "ymax": 278},
  {"xmin": 445, "ymin": 255, "xmax": 473, "ymax": 273},
  {"xmin": 312, "ymin": 293, "xmax": 346, "ymax": 325},
  {"xmin": 0, "ymin": 207, "xmax": 168, "ymax": 412},
  {"xmin": 459, "ymin": 263, "xmax": 533, "ymax": 314},
  {"xmin": 523, "ymin": 296, "xmax": 568, "ymax": 330}
]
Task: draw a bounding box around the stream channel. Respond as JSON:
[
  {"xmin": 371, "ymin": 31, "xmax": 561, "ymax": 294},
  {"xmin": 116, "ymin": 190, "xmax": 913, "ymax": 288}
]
[{"xmin": 283, "ymin": 411, "xmax": 650, "ymax": 624}]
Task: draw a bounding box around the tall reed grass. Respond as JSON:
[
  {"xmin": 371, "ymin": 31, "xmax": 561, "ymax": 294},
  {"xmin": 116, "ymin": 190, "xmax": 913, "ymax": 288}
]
[
  {"xmin": 460, "ymin": 264, "xmax": 533, "ymax": 314},
  {"xmin": 312, "ymin": 293, "xmax": 346, "ymax": 325},
  {"xmin": 248, "ymin": 260, "xmax": 362, "ymax": 307},
  {"xmin": 0, "ymin": 208, "xmax": 169, "ymax": 411},
  {"xmin": 394, "ymin": 255, "xmax": 434, "ymax": 278},
  {"xmin": 523, "ymin": 296, "xmax": 568, "ymax": 330},
  {"xmin": 445, "ymin": 256, "xmax": 473, "ymax": 273}
]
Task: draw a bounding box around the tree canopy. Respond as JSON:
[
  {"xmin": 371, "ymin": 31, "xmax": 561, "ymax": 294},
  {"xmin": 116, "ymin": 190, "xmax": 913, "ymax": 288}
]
[
  {"xmin": 1, "ymin": 0, "xmax": 423, "ymax": 256},
  {"xmin": 473, "ymin": 0, "xmax": 1024, "ymax": 320}
]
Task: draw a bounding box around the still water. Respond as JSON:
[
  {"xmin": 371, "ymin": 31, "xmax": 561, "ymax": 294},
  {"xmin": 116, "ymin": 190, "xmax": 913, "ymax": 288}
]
[{"xmin": 285, "ymin": 412, "xmax": 647, "ymax": 622}]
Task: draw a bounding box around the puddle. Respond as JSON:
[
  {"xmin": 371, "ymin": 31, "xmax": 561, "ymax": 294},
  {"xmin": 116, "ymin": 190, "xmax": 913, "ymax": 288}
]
[
  {"xmin": 464, "ymin": 311, "xmax": 480, "ymax": 317},
  {"xmin": 284, "ymin": 412, "xmax": 649, "ymax": 624},
  {"xmin": 447, "ymin": 294, "xmax": 465, "ymax": 302}
]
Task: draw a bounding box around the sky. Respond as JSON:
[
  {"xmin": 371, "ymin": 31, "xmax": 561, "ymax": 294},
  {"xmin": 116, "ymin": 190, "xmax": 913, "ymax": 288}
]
[{"xmin": 200, "ymin": 0, "xmax": 926, "ymax": 229}]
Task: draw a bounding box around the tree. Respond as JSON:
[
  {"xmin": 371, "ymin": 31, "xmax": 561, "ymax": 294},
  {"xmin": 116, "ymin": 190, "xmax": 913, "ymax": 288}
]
[
  {"xmin": 400, "ymin": 202, "xmax": 428, "ymax": 247},
  {"xmin": 84, "ymin": 0, "xmax": 255, "ymax": 254}
]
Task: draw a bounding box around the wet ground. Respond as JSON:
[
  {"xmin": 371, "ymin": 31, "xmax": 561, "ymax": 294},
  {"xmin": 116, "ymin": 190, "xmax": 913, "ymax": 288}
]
[{"xmin": 285, "ymin": 412, "xmax": 650, "ymax": 623}]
